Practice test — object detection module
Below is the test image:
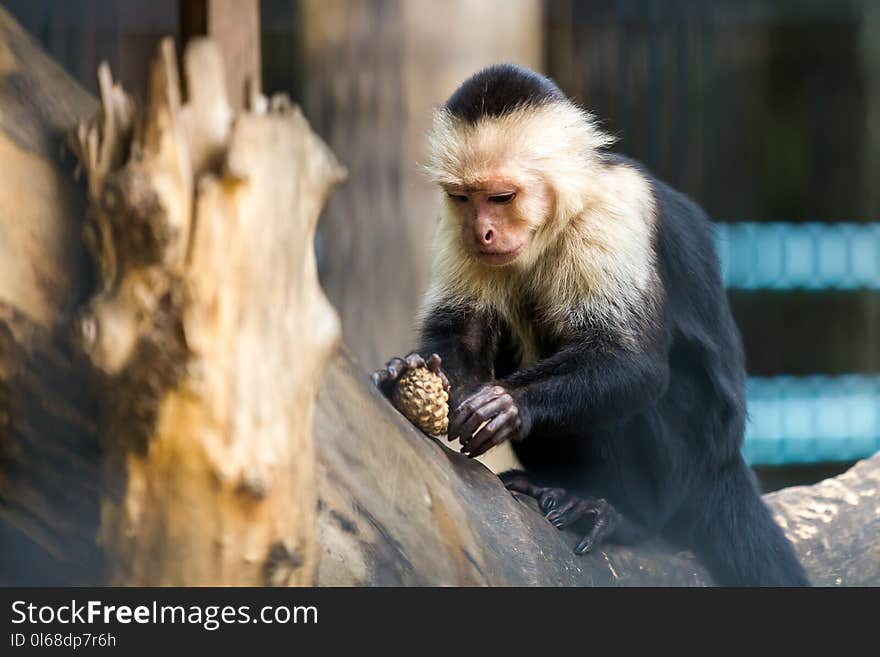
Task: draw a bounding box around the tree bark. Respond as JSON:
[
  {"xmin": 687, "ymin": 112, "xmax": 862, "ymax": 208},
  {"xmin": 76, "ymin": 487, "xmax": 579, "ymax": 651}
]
[
  {"xmin": 66, "ymin": 37, "xmax": 344, "ymax": 585},
  {"xmin": 1, "ymin": 7, "xmax": 878, "ymax": 587}
]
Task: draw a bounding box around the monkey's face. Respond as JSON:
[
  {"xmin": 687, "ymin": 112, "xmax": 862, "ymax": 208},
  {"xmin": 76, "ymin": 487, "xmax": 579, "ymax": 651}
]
[{"xmin": 442, "ymin": 178, "xmax": 551, "ymax": 267}]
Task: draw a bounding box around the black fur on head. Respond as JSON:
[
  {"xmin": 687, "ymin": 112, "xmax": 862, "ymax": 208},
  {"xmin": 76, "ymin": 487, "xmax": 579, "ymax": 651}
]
[{"xmin": 444, "ymin": 64, "xmax": 565, "ymax": 124}]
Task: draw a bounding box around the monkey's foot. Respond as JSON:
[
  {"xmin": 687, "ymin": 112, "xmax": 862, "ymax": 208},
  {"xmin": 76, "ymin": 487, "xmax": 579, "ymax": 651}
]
[{"xmin": 500, "ymin": 471, "xmax": 619, "ymax": 554}]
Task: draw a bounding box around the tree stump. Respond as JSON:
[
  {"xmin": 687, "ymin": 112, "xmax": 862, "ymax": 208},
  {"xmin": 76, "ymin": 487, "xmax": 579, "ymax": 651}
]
[{"xmin": 69, "ymin": 37, "xmax": 345, "ymax": 585}]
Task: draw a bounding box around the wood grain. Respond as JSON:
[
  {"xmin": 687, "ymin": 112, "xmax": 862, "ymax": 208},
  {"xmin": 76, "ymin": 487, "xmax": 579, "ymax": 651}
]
[{"xmin": 69, "ymin": 37, "xmax": 344, "ymax": 585}]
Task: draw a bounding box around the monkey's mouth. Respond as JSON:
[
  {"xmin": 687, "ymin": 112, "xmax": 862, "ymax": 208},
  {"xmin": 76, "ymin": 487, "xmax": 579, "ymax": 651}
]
[{"xmin": 476, "ymin": 245, "xmax": 524, "ymax": 266}]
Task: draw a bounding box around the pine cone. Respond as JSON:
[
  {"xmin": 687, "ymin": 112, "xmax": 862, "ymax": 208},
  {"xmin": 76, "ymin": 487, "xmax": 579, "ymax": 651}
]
[{"xmin": 391, "ymin": 367, "xmax": 449, "ymax": 436}]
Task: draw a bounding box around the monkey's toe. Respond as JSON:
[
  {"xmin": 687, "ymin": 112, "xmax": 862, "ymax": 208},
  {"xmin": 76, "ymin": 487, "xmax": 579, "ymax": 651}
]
[
  {"xmin": 545, "ymin": 497, "xmax": 594, "ymax": 529},
  {"xmin": 537, "ymin": 488, "xmax": 568, "ymax": 513},
  {"xmin": 572, "ymin": 498, "xmax": 618, "ymax": 554},
  {"xmin": 499, "ymin": 470, "xmax": 542, "ymax": 498}
]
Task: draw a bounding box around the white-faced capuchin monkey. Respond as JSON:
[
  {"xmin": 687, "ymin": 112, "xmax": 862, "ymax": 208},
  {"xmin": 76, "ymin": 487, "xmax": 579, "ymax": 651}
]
[{"xmin": 372, "ymin": 64, "xmax": 809, "ymax": 586}]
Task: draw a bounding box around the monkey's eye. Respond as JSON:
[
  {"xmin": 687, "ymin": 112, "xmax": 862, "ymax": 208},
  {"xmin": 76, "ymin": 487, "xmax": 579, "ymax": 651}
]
[
  {"xmin": 447, "ymin": 192, "xmax": 469, "ymax": 203},
  {"xmin": 488, "ymin": 192, "xmax": 516, "ymax": 204}
]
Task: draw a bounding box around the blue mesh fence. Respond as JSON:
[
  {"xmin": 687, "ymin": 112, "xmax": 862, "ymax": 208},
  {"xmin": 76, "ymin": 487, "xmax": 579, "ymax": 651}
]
[
  {"xmin": 744, "ymin": 375, "xmax": 880, "ymax": 465},
  {"xmin": 716, "ymin": 222, "xmax": 880, "ymax": 290},
  {"xmin": 717, "ymin": 222, "xmax": 880, "ymax": 464}
]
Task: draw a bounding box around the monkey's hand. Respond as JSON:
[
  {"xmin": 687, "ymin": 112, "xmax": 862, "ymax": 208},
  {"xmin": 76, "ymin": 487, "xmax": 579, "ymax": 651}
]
[
  {"xmin": 371, "ymin": 352, "xmax": 450, "ymax": 398},
  {"xmin": 448, "ymin": 384, "xmax": 531, "ymax": 458}
]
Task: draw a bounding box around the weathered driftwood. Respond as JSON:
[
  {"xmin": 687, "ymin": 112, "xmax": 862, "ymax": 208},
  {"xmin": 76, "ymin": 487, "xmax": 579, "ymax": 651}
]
[
  {"xmin": 1, "ymin": 9, "xmax": 878, "ymax": 586},
  {"xmin": 67, "ymin": 37, "xmax": 344, "ymax": 585}
]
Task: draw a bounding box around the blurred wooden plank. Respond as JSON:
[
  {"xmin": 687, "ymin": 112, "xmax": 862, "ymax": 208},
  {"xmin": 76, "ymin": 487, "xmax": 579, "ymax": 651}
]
[{"xmin": 180, "ymin": 0, "xmax": 260, "ymax": 108}]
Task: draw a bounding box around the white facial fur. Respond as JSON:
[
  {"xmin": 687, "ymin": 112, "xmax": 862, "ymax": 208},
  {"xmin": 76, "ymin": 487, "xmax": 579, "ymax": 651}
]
[{"xmin": 421, "ymin": 100, "xmax": 660, "ymax": 362}]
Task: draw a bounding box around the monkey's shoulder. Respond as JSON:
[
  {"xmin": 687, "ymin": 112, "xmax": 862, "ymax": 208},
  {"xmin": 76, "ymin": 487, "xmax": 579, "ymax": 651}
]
[{"xmin": 601, "ymin": 152, "xmax": 721, "ymax": 272}]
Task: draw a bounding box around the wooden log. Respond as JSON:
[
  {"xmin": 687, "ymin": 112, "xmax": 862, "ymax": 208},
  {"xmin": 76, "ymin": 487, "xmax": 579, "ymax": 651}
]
[
  {"xmin": 68, "ymin": 37, "xmax": 344, "ymax": 585},
  {"xmin": 315, "ymin": 350, "xmax": 880, "ymax": 586}
]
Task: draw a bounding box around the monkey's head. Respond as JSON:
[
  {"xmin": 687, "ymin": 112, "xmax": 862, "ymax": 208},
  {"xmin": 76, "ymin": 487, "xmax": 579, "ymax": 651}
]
[{"xmin": 426, "ymin": 64, "xmax": 614, "ymax": 269}]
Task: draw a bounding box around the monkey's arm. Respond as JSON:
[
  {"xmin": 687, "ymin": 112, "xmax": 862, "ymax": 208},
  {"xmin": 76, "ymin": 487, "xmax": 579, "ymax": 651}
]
[
  {"xmin": 451, "ymin": 339, "xmax": 670, "ymax": 456},
  {"xmin": 506, "ymin": 341, "xmax": 670, "ymax": 432},
  {"xmin": 372, "ymin": 304, "xmax": 498, "ymax": 404},
  {"xmin": 418, "ymin": 305, "xmax": 499, "ymax": 406}
]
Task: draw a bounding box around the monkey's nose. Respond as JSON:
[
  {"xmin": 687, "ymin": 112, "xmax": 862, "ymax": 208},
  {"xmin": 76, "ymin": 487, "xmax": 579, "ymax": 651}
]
[{"xmin": 480, "ymin": 228, "xmax": 495, "ymax": 245}]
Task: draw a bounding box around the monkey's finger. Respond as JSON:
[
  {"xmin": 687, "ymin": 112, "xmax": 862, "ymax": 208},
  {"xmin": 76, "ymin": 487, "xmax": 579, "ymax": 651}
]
[
  {"xmin": 464, "ymin": 407, "xmax": 516, "ymax": 456},
  {"xmin": 404, "ymin": 352, "xmax": 426, "ymax": 369},
  {"xmin": 384, "ymin": 357, "xmax": 408, "ymax": 381},
  {"xmin": 371, "ymin": 369, "xmax": 398, "ymax": 396},
  {"xmin": 449, "ymin": 387, "xmax": 500, "ymax": 439},
  {"xmin": 459, "ymin": 419, "xmax": 490, "ymax": 453},
  {"xmin": 458, "ymin": 397, "xmax": 508, "ymax": 444},
  {"xmin": 510, "ymin": 414, "xmax": 525, "ymax": 442},
  {"xmin": 468, "ymin": 424, "xmax": 516, "ymax": 458},
  {"xmin": 475, "ymin": 422, "xmax": 517, "ymax": 457},
  {"xmin": 426, "ymin": 354, "xmax": 451, "ymax": 391},
  {"xmin": 449, "ymin": 387, "xmax": 495, "ymax": 438},
  {"xmin": 452, "ymin": 385, "xmax": 504, "ymax": 418}
]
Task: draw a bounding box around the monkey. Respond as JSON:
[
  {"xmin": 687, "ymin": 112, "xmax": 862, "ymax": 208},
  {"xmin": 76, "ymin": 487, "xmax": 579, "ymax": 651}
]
[{"xmin": 372, "ymin": 64, "xmax": 809, "ymax": 586}]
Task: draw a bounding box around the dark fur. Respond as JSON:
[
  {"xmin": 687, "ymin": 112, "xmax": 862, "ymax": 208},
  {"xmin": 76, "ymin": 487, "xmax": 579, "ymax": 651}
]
[
  {"xmin": 444, "ymin": 64, "xmax": 565, "ymax": 124},
  {"xmin": 418, "ymin": 145, "xmax": 809, "ymax": 585}
]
